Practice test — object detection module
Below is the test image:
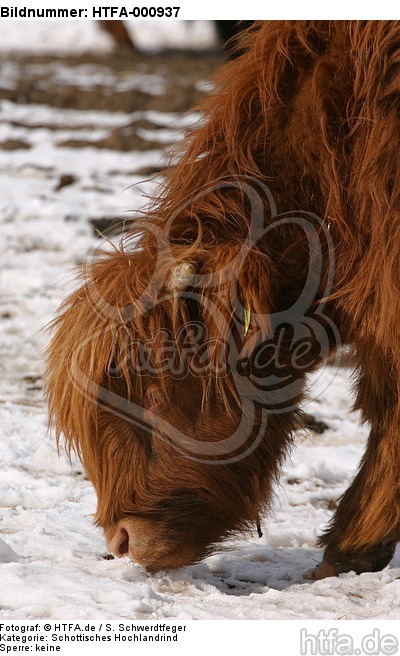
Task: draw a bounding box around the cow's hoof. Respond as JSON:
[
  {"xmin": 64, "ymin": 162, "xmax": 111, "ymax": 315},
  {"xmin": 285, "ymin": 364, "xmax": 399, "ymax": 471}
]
[
  {"xmin": 305, "ymin": 558, "xmax": 338, "ymax": 580},
  {"xmin": 305, "ymin": 539, "xmax": 397, "ymax": 580}
]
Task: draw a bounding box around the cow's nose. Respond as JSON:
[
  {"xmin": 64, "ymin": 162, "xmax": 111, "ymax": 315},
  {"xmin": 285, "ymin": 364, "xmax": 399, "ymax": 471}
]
[{"xmin": 106, "ymin": 526, "xmax": 130, "ymax": 557}]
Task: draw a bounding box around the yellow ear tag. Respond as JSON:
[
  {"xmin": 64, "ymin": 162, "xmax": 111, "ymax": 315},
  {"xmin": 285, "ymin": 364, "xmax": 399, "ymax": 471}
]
[{"xmin": 243, "ymin": 299, "xmax": 251, "ymax": 336}]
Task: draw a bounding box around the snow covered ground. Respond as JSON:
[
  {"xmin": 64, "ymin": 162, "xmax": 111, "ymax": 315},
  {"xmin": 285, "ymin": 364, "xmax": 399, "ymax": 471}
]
[
  {"xmin": 1, "ymin": 20, "xmax": 400, "ymax": 621},
  {"xmin": 0, "ymin": 19, "xmax": 217, "ymax": 54}
]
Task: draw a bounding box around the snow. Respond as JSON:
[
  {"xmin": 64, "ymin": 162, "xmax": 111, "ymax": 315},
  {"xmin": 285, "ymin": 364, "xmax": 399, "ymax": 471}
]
[
  {"xmin": 1, "ymin": 20, "xmax": 400, "ymax": 622},
  {"xmin": 0, "ymin": 20, "xmax": 216, "ymax": 54}
]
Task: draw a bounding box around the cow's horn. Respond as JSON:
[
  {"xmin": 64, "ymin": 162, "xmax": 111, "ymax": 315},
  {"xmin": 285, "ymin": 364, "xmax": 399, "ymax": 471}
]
[{"xmin": 166, "ymin": 262, "xmax": 196, "ymax": 291}]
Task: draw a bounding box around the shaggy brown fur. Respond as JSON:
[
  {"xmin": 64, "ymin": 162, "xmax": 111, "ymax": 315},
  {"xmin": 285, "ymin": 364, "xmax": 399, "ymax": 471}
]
[{"xmin": 46, "ymin": 21, "xmax": 400, "ymax": 576}]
